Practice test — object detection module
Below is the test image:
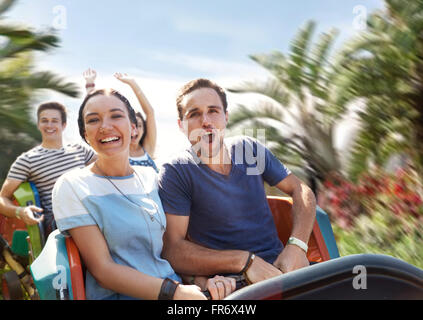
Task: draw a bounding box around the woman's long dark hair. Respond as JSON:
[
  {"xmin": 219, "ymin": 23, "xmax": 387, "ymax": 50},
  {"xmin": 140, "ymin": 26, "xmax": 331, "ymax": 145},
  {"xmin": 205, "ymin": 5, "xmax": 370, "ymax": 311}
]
[{"xmin": 135, "ymin": 112, "xmax": 147, "ymax": 148}]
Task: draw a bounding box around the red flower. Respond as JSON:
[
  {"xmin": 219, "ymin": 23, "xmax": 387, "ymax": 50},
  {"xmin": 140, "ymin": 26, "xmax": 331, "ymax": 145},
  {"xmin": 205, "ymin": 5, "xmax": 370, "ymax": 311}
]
[
  {"xmin": 410, "ymin": 194, "xmax": 422, "ymax": 206},
  {"xmin": 393, "ymin": 183, "xmax": 405, "ymax": 197},
  {"xmin": 324, "ymin": 180, "xmax": 334, "ymax": 189}
]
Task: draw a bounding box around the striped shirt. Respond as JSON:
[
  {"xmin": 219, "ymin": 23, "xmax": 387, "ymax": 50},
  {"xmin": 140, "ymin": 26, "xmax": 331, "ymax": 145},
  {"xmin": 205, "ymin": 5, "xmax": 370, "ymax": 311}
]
[{"xmin": 7, "ymin": 143, "xmax": 95, "ymax": 215}]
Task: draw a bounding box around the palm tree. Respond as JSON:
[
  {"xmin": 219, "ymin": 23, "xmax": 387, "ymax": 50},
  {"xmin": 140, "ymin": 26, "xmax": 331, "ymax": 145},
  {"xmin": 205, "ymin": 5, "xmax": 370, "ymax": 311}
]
[
  {"xmin": 227, "ymin": 21, "xmax": 351, "ymax": 188},
  {"xmin": 336, "ymin": 0, "xmax": 423, "ymax": 181},
  {"xmin": 0, "ymin": 0, "xmax": 81, "ymax": 184}
]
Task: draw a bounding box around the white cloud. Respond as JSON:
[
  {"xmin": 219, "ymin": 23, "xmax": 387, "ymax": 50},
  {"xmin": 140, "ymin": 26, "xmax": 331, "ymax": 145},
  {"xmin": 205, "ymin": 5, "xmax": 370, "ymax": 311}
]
[
  {"xmin": 172, "ymin": 16, "xmax": 268, "ymax": 43},
  {"xmin": 147, "ymin": 50, "xmax": 268, "ymax": 79}
]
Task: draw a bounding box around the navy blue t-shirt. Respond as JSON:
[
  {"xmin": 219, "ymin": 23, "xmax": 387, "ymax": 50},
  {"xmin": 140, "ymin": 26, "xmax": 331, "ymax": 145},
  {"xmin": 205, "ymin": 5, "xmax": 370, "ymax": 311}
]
[{"xmin": 158, "ymin": 136, "xmax": 291, "ymax": 263}]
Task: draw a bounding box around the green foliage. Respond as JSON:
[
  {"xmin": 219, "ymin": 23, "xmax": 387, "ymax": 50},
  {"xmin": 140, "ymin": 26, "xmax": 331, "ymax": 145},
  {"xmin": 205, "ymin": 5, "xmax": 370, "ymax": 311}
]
[
  {"xmin": 337, "ymin": 0, "xmax": 423, "ymax": 180},
  {"xmin": 229, "ymin": 0, "xmax": 423, "ymax": 185},
  {"xmin": 335, "ymin": 211, "xmax": 423, "ymax": 269},
  {"xmin": 228, "ymin": 21, "xmax": 345, "ymax": 182},
  {"xmin": 321, "ymin": 167, "xmax": 423, "ymax": 269}
]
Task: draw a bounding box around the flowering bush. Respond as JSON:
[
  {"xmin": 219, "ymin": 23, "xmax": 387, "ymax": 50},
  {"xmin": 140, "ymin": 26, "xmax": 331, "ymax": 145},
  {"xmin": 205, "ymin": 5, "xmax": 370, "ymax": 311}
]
[
  {"xmin": 319, "ymin": 167, "xmax": 423, "ymax": 229},
  {"xmin": 319, "ymin": 167, "xmax": 423, "ymax": 269}
]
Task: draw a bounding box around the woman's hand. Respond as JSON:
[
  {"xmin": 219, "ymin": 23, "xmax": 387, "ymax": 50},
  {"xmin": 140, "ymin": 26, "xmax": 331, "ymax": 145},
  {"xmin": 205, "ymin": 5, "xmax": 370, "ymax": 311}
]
[
  {"xmin": 83, "ymin": 68, "xmax": 97, "ymax": 85},
  {"xmin": 205, "ymin": 275, "xmax": 236, "ymax": 300},
  {"xmin": 173, "ymin": 284, "xmax": 207, "ymax": 300},
  {"xmin": 114, "ymin": 72, "xmax": 136, "ymax": 86}
]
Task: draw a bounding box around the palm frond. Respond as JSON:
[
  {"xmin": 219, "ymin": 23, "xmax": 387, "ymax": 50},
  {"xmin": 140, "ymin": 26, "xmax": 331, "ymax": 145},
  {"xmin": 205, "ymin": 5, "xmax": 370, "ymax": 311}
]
[
  {"xmin": 307, "ymin": 28, "xmax": 339, "ymax": 99},
  {"xmin": 227, "ymin": 77, "xmax": 290, "ymax": 108},
  {"xmin": 0, "ymin": 29, "xmax": 60, "ymax": 59},
  {"xmin": 23, "ymin": 71, "xmax": 81, "ymax": 98},
  {"xmin": 0, "ymin": 0, "xmax": 14, "ymax": 15},
  {"xmin": 249, "ymin": 50, "xmax": 288, "ymax": 82},
  {"xmin": 240, "ymin": 118, "xmax": 305, "ymax": 168},
  {"xmin": 288, "ymin": 20, "xmax": 316, "ymax": 72},
  {"xmin": 286, "ymin": 20, "xmax": 316, "ymax": 99},
  {"xmin": 227, "ymin": 102, "xmax": 287, "ymax": 130}
]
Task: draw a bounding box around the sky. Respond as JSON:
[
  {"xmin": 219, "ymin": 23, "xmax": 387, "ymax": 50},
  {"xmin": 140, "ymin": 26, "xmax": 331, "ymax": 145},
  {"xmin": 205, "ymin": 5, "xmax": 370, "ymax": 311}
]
[{"xmin": 4, "ymin": 0, "xmax": 385, "ymax": 166}]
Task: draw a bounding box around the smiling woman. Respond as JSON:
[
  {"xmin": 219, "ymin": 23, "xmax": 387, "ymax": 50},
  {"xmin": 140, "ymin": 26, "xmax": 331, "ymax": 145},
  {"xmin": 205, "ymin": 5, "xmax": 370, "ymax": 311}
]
[
  {"xmin": 78, "ymin": 90, "xmax": 137, "ymax": 142},
  {"xmin": 51, "ymin": 88, "xmax": 236, "ymax": 300}
]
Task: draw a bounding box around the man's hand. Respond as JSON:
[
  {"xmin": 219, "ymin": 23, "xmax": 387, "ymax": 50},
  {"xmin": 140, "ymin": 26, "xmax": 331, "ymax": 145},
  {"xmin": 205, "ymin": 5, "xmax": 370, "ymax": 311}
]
[
  {"xmin": 244, "ymin": 255, "xmax": 282, "ymax": 284},
  {"xmin": 206, "ymin": 275, "xmax": 236, "ymax": 300},
  {"xmin": 273, "ymin": 244, "xmax": 309, "ymax": 273},
  {"xmin": 17, "ymin": 205, "xmax": 44, "ymax": 225}
]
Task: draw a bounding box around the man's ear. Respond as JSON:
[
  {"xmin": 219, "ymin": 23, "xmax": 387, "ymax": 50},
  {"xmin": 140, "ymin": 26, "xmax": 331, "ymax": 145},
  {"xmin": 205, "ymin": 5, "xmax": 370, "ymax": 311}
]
[{"xmin": 178, "ymin": 118, "xmax": 191, "ymax": 140}]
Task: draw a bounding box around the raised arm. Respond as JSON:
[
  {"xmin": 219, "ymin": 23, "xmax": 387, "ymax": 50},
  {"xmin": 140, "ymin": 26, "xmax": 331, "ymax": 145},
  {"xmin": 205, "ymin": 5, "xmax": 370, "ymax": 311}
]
[
  {"xmin": 273, "ymin": 173, "xmax": 316, "ymax": 273},
  {"xmin": 83, "ymin": 68, "xmax": 97, "ymax": 95},
  {"xmin": 162, "ymin": 213, "xmax": 282, "ymax": 284},
  {"xmin": 114, "ymin": 73, "xmax": 157, "ymax": 157}
]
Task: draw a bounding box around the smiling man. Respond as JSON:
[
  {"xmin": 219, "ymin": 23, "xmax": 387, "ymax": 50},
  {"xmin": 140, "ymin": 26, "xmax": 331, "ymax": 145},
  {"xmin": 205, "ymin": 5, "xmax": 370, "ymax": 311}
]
[
  {"xmin": 158, "ymin": 78, "xmax": 316, "ymax": 292},
  {"xmin": 0, "ymin": 102, "xmax": 95, "ymax": 237}
]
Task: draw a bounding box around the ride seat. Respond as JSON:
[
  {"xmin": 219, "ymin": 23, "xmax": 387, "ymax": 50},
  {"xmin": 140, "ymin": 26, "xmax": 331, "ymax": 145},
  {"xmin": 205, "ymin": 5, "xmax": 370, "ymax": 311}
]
[
  {"xmin": 31, "ymin": 196, "xmax": 339, "ymax": 300},
  {"xmin": 30, "ymin": 231, "xmax": 85, "ymax": 300},
  {"xmin": 267, "ymin": 196, "xmax": 339, "ymax": 262}
]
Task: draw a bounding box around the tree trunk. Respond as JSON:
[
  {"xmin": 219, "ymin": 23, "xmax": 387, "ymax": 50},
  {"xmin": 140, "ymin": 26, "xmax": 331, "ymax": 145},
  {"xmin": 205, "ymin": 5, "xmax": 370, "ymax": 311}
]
[{"xmin": 410, "ymin": 55, "xmax": 423, "ymax": 183}]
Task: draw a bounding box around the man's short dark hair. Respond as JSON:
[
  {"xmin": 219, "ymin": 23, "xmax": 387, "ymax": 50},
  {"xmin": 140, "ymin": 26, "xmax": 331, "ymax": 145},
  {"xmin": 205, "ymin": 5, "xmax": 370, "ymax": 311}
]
[
  {"xmin": 37, "ymin": 102, "xmax": 67, "ymax": 124},
  {"xmin": 176, "ymin": 78, "xmax": 228, "ymax": 120}
]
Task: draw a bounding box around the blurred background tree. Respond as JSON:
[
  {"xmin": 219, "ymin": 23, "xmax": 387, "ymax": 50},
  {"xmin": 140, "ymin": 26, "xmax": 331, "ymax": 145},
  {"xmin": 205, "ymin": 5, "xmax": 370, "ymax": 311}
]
[
  {"xmin": 227, "ymin": 21, "xmax": 357, "ymax": 193},
  {"xmin": 0, "ymin": 0, "xmax": 80, "ymax": 185},
  {"xmin": 336, "ymin": 0, "xmax": 423, "ymax": 182},
  {"xmin": 226, "ymin": 0, "xmax": 423, "ymax": 267},
  {"xmin": 228, "ymin": 0, "xmax": 423, "ymax": 189}
]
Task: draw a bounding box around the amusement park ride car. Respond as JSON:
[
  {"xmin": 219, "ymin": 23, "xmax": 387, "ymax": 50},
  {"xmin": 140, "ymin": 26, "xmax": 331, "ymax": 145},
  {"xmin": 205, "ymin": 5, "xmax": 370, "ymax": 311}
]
[{"xmin": 1, "ymin": 183, "xmax": 422, "ymax": 300}]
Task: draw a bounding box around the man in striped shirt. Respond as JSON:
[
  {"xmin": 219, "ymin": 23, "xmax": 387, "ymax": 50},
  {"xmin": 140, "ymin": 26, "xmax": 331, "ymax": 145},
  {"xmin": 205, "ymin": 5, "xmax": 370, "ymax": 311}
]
[{"xmin": 0, "ymin": 102, "xmax": 95, "ymax": 237}]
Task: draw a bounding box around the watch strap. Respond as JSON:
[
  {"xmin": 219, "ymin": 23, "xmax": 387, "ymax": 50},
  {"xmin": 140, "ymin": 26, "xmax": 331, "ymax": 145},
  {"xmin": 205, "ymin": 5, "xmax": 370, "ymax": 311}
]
[{"xmin": 287, "ymin": 237, "xmax": 308, "ymax": 253}]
